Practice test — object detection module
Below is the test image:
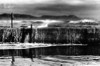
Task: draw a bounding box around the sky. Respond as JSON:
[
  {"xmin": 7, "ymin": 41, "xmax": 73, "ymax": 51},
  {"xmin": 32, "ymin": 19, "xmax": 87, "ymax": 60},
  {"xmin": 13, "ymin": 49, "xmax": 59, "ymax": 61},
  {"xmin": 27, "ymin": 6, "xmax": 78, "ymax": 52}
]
[{"xmin": 0, "ymin": 0, "xmax": 100, "ymax": 20}]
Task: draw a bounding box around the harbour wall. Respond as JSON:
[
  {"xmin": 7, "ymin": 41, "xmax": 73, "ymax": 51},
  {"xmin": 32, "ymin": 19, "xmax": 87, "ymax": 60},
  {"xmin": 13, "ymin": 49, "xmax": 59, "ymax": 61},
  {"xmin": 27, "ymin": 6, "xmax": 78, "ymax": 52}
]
[{"xmin": 0, "ymin": 27, "xmax": 99, "ymax": 45}]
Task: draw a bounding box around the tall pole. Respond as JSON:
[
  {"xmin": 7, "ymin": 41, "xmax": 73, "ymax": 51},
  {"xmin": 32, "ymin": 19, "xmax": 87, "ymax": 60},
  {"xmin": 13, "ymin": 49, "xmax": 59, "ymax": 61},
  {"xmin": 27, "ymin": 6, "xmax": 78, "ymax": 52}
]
[
  {"xmin": 11, "ymin": 13, "xmax": 15, "ymax": 64},
  {"xmin": 11, "ymin": 13, "xmax": 14, "ymax": 28}
]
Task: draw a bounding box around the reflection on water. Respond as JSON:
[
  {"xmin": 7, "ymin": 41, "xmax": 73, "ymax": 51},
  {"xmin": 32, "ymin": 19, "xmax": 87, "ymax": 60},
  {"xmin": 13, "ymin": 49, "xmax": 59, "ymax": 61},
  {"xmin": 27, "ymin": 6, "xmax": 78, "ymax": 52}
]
[{"xmin": 0, "ymin": 45, "xmax": 100, "ymax": 57}]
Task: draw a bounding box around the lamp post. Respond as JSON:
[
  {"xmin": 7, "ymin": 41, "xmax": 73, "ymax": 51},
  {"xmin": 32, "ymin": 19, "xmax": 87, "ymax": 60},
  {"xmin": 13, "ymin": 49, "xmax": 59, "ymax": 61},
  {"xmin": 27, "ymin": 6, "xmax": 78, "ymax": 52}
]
[
  {"xmin": 10, "ymin": 13, "xmax": 15, "ymax": 64},
  {"xmin": 11, "ymin": 13, "xmax": 14, "ymax": 28}
]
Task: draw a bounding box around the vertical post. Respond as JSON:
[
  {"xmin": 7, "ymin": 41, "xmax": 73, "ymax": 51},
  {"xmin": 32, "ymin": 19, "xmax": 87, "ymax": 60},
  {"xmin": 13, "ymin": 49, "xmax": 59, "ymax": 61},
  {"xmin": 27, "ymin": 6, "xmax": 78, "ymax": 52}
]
[
  {"xmin": 31, "ymin": 24, "xmax": 32, "ymax": 29},
  {"xmin": 30, "ymin": 24, "xmax": 32, "ymax": 43},
  {"xmin": 11, "ymin": 13, "xmax": 13, "ymax": 28},
  {"xmin": 11, "ymin": 13, "xmax": 15, "ymax": 64},
  {"xmin": 29, "ymin": 24, "xmax": 34, "ymax": 62},
  {"xmin": 11, "ymin": 50, "xmax": 15, "ymax": 64},
  {"xmin": 29, "ymin": 24, "xmax": 33, "ymax": 43}
]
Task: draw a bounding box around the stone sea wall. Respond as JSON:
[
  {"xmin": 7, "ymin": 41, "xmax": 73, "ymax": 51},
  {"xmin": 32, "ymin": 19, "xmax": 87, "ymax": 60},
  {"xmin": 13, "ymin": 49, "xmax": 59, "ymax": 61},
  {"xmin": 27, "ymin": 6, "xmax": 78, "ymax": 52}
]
[
  {"xmin": 0, "ymin": 27, "xmax": 100, "ymax": 45},
  {"xmin": 0, "ymin": 27, "xmax": 100, "ymax": 56}
]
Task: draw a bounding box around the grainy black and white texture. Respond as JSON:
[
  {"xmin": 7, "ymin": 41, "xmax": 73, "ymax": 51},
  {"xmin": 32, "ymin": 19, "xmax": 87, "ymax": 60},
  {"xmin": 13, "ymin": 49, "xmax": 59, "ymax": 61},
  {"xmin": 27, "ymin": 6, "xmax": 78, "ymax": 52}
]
[{"xmin": 0, "ymin": 0, "xmax": 100, "ymax": 66}]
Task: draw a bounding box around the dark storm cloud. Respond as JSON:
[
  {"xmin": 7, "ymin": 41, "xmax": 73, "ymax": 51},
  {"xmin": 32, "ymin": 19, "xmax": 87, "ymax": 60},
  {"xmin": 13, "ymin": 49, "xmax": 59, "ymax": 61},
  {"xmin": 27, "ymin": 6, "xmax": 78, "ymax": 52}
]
[
  {"xmin": 35, "ymin": 4, "xmax": 96, "ymax": 12},
  {"xmin": 25, "ymin": 4, "xmax": 100, "ymax": 20},
  {"xmin": 23, "ymin": 4, "xmax": 97, "ymax": 17},
  {"xmin": 0, "ymin": 0, "xmax": 100, "ymax": 20}
]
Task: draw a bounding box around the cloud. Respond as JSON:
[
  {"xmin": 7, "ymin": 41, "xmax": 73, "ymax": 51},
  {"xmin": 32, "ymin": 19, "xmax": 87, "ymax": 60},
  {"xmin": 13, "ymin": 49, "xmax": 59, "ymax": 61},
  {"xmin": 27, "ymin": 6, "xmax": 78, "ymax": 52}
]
[
  {"xmin": 0, "ymin": 0, "xmax": 100, "ymax": 20},
  {"xmin": 35, "ymin": 4, "xmax": 95, "ymax": 12},
  {"xmin": 0, "ymin": 0, "xmax": 55, "ymax": 4},
  {"xmin": 61, "ymin": 0, "xmax": 84, "ymax": 5},
  {"xmin": 62, "ymin": 0, "xmax": 100, "ymax": 5},
  {"xmin": 0, "ymin": 0, "xmax": 99, "ymax": 5}
]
